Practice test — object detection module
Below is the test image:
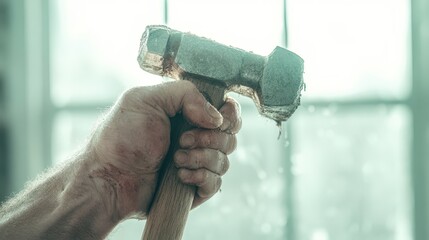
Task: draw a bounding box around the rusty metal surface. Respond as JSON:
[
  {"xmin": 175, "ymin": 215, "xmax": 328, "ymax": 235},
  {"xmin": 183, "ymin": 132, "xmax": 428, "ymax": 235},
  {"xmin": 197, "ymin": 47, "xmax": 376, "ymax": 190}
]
[{"xmin": 138, "ymin": 25, "xmax": 304, "ymax": 122}]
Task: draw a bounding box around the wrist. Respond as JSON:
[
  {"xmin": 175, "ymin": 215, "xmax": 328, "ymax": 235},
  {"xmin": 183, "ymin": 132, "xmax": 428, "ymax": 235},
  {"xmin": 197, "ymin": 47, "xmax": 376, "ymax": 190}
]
[
  {"xmin": 65, "ymin": 148, "xmax": 121, "ymax": 237},
  {"xmin": 85, "ymin": 144, "xmax": 156, "ymax": 221}
]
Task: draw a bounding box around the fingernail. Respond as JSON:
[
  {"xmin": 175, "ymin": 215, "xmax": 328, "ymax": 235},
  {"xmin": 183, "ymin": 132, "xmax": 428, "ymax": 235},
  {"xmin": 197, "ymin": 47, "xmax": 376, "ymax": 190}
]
[
  {"xmin": 220, "ymin": 118, "xmax": 230, "ymax": 131},
  {"xmin": 206, "ymin": 102, "xmax": 222, "ymax": 124},
  {"xmin": 181, "ymin": 133, "xmax": 195, "ymax": 147},
  {"xmin": 175, "ymin": 150, "xmax": 187, "ymax": 166},
  {"xmin": 235, "ymin": 101, "xmax": 242, "ymax": 115},
  {"xmin": 178, "ymin": 169, "xmax": 190, "ymax": 182},
  {"xmin": 180, "ymin": 169, "xmax": 194, "ymax": 181}
]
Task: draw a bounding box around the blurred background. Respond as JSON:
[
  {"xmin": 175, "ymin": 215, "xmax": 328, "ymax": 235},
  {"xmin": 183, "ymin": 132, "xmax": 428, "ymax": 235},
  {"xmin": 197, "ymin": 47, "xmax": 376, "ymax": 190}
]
[{"xmin": 0, "ymin": 0, "xmax": 428, "ymax": 239}]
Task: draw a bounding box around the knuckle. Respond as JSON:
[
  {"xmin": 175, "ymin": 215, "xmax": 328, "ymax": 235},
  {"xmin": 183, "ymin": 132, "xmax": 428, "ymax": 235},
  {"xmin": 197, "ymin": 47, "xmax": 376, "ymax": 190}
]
[
  {"xmin": 216, "ymin": 149, "xmax": 224, "ymax": 161},
  {"xmin": 188, "ymin": 149, "xmax": 205, "ymax": 169},
  {"xmin": 233, "ymin": 99, "xmax": 242, "ymax": 115},
  {"xmin": 214, "ymin": 150, "xmax": 224, "ymax": 173},
  {"xmin": 230, "ymin": 117, "xmax": 242, "ymax": 134},
  {"xmin": 220, "ymin": 131, "xmax": 230, "ymax": 141},
  {"xmin": 122, "ymin": 87, "xmax": 141, "ymax": 102},
  {"xmin": 220, "ymin": 155, "xmax": 230, "ymax": 175},
  {"xmin": 120, "ymin": 86, "xmax": 148, "ymax": 109},
  {"xmin": 225, "ymin": 135, "xmax": 237, "ymax": 154},
  {"xmin": 196, "ymin": 130, "xmax": 233, "ymax": 150},
  {"xmin": 216, "ymin": 177, "xmax": 222, "ymax": 192},
  {"xmin": 193, "ymin": 150, "xmax": 204, "ymax": 168},
  {"xmin": 200, "ymin": 131, "xmax": 212, "ymax": 146},
  {"xmin": 214, "ymin": 132, "xmax": 229, "ymax": 153},
  {"xmin": 177, "ymin": 169, "xmax": 189, "ymax": 181},
  {"xmin": 184, "ymin": 129, "xmax": 221, "ymax": 148}
]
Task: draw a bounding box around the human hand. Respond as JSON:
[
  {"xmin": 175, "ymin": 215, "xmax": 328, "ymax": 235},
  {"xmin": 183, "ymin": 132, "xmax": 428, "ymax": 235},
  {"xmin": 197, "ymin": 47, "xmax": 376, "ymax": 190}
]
[{"xmin": 88, "ymin": 81, "xmax": 241, "ymax": 221}]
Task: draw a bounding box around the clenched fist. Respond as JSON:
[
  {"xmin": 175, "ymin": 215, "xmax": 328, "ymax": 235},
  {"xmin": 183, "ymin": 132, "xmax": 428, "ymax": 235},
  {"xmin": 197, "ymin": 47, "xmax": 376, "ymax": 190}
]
[
  {"xmin": 0, "ymin": 81, "xmax": 242, "ymax": 240},
  {"xmin": 91, "ymin": 81, "xmax": 242, "ymax": 219}
]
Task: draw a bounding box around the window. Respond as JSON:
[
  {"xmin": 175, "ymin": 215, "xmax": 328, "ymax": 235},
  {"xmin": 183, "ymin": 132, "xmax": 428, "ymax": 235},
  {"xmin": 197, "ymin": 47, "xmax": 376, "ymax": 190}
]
[
  {"xmin": 287, "ymin": 0, "xmax": 412, "ymax": 239},
  {"xmin": 8, "ymin": 0, "xmax": 416, "ymax": 239},
  {"xmin": 50, "ymin": 1, "xmax": 290, "ymax": 239}
]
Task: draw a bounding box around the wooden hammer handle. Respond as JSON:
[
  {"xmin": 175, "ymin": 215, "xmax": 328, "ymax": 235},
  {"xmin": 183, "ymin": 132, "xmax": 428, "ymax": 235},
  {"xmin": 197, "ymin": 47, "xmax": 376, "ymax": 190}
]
[{"xmin": 142, "ymin": 81, "xmax": 226, "ymax": 240}]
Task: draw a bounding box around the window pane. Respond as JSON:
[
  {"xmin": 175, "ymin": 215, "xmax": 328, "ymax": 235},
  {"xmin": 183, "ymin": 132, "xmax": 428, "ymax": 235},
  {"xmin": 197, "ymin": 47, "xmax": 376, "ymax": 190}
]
[
  {"xmin": 50, "ymin": 0, "xmax": 164, "ymax": 106},
  {"xmin": 287, "ymin": 0, "xmax": 411, "ymax": 100},
  {"xmin": 291, "ymin": 105, "xmax": 411, "ymax": 240},
  {"xmin": 52, "ymin": 111, "xmax": 101, "ymax": 163},
  {"xmin": 168, "ymin": 0, "xmax": 284, "ymax": 56}
]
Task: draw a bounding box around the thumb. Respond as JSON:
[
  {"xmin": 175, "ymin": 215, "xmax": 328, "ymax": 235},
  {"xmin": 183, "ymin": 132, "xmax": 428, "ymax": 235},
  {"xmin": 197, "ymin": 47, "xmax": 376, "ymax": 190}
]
[{"xmin": 148, "ymin": 81, "xmax": 223, "ymax": 129}]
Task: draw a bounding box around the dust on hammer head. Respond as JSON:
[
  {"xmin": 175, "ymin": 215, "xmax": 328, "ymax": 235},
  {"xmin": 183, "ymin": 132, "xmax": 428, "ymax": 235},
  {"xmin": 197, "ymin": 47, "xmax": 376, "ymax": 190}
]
[{"xmin": 138, "ymin": 25, "xmax": 304, "ymax": 122}]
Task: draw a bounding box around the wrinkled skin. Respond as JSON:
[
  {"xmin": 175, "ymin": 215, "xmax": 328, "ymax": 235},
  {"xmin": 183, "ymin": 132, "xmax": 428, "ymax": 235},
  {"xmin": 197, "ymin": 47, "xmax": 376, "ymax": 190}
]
[
  {"xmin": 0, "ymin": 81, "xmax": 242, "ymax": 239},
  {"xmin": 91, "ymin": 81, "xmax": 242, "ymax": 219}
]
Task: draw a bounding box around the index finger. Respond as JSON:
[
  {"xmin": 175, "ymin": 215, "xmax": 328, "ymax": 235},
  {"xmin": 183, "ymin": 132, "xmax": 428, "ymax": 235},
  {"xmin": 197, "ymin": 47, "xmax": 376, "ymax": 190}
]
[{"xmin": 219, "ymin": 97, "xmax": 242, "ymax": 134}]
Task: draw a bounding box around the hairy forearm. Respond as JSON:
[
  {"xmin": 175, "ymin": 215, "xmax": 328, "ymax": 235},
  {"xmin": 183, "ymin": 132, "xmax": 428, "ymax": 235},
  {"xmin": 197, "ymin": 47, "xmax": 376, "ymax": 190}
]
[{"xmin": 0, "ymin": 148, "xmax": 119, "ymax": 240}]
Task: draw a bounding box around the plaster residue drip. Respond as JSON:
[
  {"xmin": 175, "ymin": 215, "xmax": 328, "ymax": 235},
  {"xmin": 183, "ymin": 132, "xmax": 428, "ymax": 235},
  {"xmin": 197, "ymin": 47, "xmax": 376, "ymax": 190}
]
[{"xmin": 276, "ymin": 121, "xmax": 282, "ymax": 140}]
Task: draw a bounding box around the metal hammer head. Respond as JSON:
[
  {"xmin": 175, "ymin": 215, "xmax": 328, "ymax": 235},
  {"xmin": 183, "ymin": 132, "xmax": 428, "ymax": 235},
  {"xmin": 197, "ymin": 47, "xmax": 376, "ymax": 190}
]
[{"xmin": 138, "ymin": 25, "xmax": 304, "ymax": 122}]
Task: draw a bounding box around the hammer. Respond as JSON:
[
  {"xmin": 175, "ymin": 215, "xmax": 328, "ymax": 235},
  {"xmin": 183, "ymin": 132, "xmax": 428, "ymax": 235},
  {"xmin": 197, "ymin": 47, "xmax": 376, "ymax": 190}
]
[{"xmin": 137, "ymin": 25, "xmax": 304, "ymax": 240}]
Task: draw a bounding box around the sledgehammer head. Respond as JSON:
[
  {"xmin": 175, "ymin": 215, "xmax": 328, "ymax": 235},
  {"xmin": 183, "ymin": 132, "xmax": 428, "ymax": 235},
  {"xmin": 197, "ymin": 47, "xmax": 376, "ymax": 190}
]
[{"xmin": 138, "ymin": 25, "xmax": 304, "ymax": 122}]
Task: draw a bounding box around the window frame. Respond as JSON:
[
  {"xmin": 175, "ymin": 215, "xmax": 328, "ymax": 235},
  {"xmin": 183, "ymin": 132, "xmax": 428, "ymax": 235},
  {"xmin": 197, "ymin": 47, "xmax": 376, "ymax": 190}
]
[{"xmin": 6, "ymin": 0, "xmax": 429, "ymax": 239}]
